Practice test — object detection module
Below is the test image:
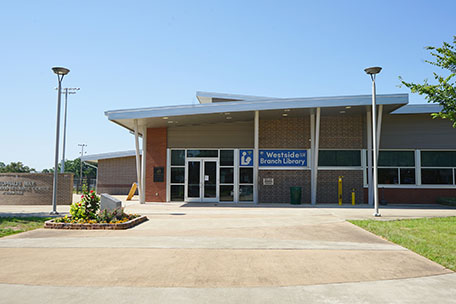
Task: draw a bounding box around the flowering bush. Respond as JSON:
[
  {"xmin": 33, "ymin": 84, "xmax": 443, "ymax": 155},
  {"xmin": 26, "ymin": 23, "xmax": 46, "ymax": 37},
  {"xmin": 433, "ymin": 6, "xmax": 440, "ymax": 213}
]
[
  {"xmin": 69, "ymin": 190, "xmax": 100, "ymax": 220},
  {"xmin": 55, "ymin": 191, "xmax": 140, "ymax": 224}
]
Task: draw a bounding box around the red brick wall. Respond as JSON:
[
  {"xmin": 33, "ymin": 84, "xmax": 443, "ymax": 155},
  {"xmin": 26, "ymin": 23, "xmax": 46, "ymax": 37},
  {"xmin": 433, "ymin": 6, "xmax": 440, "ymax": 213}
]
[
  {"xmin": 364, "ymin": 188, "xmax": 456, "ymax": 204},
  {"xmin": 145, "ymin": 127, "xmax": 167, "ymax": 202}
]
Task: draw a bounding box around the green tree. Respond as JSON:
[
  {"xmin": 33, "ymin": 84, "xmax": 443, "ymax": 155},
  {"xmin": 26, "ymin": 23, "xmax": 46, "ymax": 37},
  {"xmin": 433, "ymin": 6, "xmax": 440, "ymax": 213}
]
[
  {"xmin": 400, "ymin": 36, "xmax": 456, "ymax": 127},
  {"xmin": 0, "ymin": 162, "xmax": 36, "ymax": 173},
  {"xmin": 42, "ymin": 158, "xmax": 97, "ymax": 179}
]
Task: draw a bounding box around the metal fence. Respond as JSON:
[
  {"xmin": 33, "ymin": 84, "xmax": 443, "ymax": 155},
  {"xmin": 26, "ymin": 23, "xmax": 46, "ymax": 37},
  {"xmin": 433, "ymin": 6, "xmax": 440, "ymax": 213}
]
[{"xmin": 73, "ymin": 178, "xmax": 97, "ymax": 193}]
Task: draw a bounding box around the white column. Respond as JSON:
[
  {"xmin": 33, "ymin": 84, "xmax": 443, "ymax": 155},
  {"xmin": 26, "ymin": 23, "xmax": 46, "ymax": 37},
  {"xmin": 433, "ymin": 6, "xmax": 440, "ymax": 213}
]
[
  {"xmin": 134, "ymin": 120, "xmax": 142, "ymax": 202},
  {"xmin": 254, "ymin": 111, "xmax": 259, "ymax": 204},
  {"xmin": 376, "ymin": 104, "xmax": 383, "ymax": 158},
  {"xmin": 141, "ymin": 127, "xmax": 147, "ymax": 204},
  {"xmin": 310, "ymin": 112, "xmax": 315, "ymax": 205},
  {"xmin": 311, "ymin": 108, "xmax": 321, "ymax": 205},
  {"xmin": 367, "ymin": 111, "xmax": 373, "ymax": 205},
  {"xmin": 415, "ymin": 150, "xmax": 422, "ymax": 186}
]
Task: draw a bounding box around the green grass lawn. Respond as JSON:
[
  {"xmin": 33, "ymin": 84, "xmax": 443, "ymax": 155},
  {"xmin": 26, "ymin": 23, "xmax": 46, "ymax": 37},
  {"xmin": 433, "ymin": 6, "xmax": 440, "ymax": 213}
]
[
  {"xmin": 0, "ymin": 217, "xmax": 51, "ymax": 238},
  {"xmin": 349, "ymin": 216, "xmax": 456, "ymax": 271}
]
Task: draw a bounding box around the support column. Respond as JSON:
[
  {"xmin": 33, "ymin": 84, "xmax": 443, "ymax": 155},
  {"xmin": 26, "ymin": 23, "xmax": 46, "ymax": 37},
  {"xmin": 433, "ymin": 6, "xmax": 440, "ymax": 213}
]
[
  {"xmin": 134, "ymin": 120, "xmax": 142, "ymax": 202},
  {"xmin": 367, "ymin": 111, "xmax": 373, "ymax": 205},
  {"xmin": 311, "ymin": 108, "xmax": 320, "ymax": 205},
  {"xmin": 376, "ymin": 104, "xmax": 383, "ymax": 158},
  {"xmin": 310, "ymin": 112, "xmax": 315, "ymax": 205},
  {"xmin": 254, "ymin": 111, "xmax": 259, "ymax": 204},
  {"xmin": 141, "ymin": 127, "xmax": 147, "ymax": 204}
]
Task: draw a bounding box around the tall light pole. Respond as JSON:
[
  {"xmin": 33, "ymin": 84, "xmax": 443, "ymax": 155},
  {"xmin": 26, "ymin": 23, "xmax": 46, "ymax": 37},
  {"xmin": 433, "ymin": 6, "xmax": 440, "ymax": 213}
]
[
  {"xmin": 364, "ymin": 66, "xmax": 382, "ymax": 217},
  {"xmin": 51, "ymin": 67, "xmax": 70, "ymax": 215},
  {"xmin": 60, "ymin": 87, "xmax": 80, "ymax": 173},
  {"xmin": 78, "ymin": 143, "xmax": 87, "ymax": 192}
]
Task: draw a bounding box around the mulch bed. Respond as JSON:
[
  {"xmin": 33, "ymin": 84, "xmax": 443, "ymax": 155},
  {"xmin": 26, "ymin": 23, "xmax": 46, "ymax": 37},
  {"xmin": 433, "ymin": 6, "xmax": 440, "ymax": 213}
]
[{"xmin": 44, "ymin": 215, "xmax": 148, "ymax": 230}]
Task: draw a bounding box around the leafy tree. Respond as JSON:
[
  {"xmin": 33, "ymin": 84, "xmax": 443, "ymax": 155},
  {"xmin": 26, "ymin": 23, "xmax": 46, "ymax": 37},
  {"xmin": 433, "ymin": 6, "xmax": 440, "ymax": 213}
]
[
  {"xmin": 42, "ymin": 158, "xmax": 97, "ymax": 179},
  {"xmin": 400, "ymin": 36, "xmax": 456, "ymax": 127},
  {"xmin": 0, "ymin": 162, "xmax": 36, "ymax": 173}
]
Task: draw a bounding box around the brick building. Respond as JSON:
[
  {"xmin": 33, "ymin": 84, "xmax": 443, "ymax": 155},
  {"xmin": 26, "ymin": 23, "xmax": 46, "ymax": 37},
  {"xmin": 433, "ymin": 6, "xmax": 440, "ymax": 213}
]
[{"xmin": 96, "ymin": 91, "xmax": 456, "ymax": 205}]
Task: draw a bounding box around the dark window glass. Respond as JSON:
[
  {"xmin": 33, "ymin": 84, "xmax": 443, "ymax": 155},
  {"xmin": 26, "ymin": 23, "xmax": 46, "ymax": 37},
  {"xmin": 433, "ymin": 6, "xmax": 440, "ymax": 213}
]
[
  {"xmin": 220, "ymin": 168, "xmax": 234, "ymax": 184},
  {"xmin": 171, "ymin": 167, "xmax": 185, "ymax": 183},
  {"xmin": 378, "ymin": 168, "xmax": 399, "ymax": 184},
  {"xmin": 319, "ymin": 150, "xmax": 361, "ymax": 166},
  {"xmin": 171, "ymin": 150, "xmax": 185, "ymax": 166},
  {"xmin": 239, "ymin": 185, "xmax": 253, "ymax": 201},
  {"xmin": 400, "ymin": 168, "xmax": 416, "ymax": 184},
  {"xmin": 421, "ymin": 151, "xmax": 456, "ymax": 167},
  {"xmin": 421, "ymin": 169, "xmax": 454, "ymax": 185},
  {"xmin": 220, "ymin": 150, "xmax": 234, "ymax": 166},
  {"xmin": 240, "ymin": 168, "xmax": 253, "ymax": 184},
  {"xmin": 378, "ymin": 151, "xmax": 414, "ymax": 167},
  {"xmin": 220, "ymin": 185, "xmax": 234, "ymax": 201},
  {"xmin": 170, "ymin": 185, "xmax": 184, "ymax": 201},
  {"xmin": 187, "ymin": 150, "xmax": 218, "ymax": 158}
]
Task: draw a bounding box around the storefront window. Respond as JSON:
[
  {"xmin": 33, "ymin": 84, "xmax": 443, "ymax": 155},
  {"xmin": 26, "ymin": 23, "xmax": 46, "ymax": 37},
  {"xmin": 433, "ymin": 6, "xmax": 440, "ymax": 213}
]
[
  {"xmin": 220, "ymin": 150, "xmax": 234, "ymax": 166},
  {"xmin": 240, "ymin": 168, "xmax": 253, "ymax": 184},
  {"xmin": 171, "ymin": 167, "xmax": 185, "ymax": 183},
  {"xmin": 220, "ymin": 185, "xmax": 234, "ymax": 201},
  {"xmin": 421, "ymin": 151, "xmax": 456, "ymax": 185},
  {"xmin": 170, "ymin": 185, "xmax": 184, "ymax": 201},
  {"xmin": 239, "ymin": 185, "xmax": 253, "ymax": 201},
  {"xmin": 171, "ymin": 150, "xmax": 185, "ymax": 166},
  {"xmin": 187, "ymin": 150, "xmax": 218, "ymax": 158},
  {"xmin": 319, "ymin": 150, "xmax": 361, "ymax": 166},
  {"xmin": 422, "ymin": 169, "xmax": 454, "ymax": 185}
]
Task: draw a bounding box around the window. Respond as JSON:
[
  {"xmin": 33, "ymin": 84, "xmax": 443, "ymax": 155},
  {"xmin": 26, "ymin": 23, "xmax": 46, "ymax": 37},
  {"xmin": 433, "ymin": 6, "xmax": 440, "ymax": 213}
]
[
  {"xmin": 375, "ymin": 151, "xmax": 416, "ymax": 185},
  {"xmin": 239, "ymin": 154, "xmax": 253, "ymax": 201},
  {"xmin": 187, "ymin": 150, "xmax": 218, "ymax": 158},
  {"xmin": 319, "ymin": 150, "xmax": 361, "ymax": 167},
  {"xmin": 170, "ymin": 149, "xmax": 185, "ymax": 201},
  {"xmin": 219, "ymin": 150, "xmax": 234, "ymax": 201},
  {"xmin": 421, "ymin": 151, "xmax": 456, "ymax": 185}
]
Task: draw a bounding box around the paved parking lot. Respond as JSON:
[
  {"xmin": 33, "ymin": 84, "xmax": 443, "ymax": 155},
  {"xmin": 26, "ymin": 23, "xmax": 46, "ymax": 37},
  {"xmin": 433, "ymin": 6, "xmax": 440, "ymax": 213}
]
[{"xmin": 0, "ymin": 201, "xmax": 455, "ymax": 303}]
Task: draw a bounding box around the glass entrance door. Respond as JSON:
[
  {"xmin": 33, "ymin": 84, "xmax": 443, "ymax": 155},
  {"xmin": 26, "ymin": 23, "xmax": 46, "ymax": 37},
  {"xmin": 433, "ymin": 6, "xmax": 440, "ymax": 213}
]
[{"xmin": 185, "ymin": 159, "xmax": 219, "ymax": 202}]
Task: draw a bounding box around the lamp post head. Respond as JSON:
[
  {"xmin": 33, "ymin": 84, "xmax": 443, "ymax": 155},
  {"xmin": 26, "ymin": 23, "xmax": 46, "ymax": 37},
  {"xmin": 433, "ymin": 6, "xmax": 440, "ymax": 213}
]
[
  {"xmin": 364, "ymin": 66, "xmax": 382, "ymax": 75},
  {"xmin": 52, "ymin": 67, "xmax": 70, "ymax": 75}
]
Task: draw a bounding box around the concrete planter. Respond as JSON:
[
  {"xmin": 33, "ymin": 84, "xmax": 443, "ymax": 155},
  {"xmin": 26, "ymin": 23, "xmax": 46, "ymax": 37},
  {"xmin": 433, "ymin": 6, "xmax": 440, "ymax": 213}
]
[{"xmin": 44, "ymin": 215, "xmax": 148, "ymax": 230}]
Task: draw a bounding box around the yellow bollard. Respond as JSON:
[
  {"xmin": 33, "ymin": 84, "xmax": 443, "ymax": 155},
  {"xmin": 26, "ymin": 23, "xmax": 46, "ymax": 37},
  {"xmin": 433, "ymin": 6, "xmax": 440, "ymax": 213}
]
[
  {"xmin": 126, "ymin": 182, "xmax": 137, "ymax": 201},
  {"xmin": 338, "ymin": 176, "xmax": 343, "ymax": 205},
  {"xmin": 352, "ymin": 188, "xmax": 356, "ymax": 205}
]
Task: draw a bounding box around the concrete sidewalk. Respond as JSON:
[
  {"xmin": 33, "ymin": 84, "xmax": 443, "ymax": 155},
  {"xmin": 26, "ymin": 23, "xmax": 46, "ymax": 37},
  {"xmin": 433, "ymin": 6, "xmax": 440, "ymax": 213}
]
[{"xmin": 0, "ymin": 202, "xmax": 454, "ymax": 303}]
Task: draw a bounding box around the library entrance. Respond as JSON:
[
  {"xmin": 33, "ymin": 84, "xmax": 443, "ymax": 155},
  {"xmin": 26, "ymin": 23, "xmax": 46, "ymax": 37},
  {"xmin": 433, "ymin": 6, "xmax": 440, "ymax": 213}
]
[{"xmin": 185, "ymin": 159, "xmax": 219, "ymax": 202}]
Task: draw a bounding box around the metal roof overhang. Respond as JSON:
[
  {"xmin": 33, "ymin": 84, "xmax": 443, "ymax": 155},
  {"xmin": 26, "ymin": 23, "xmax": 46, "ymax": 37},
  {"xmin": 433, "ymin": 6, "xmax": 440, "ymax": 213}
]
[{"xmin": 105, "ymin": 94, "xmax": 408, "ymax": 134}]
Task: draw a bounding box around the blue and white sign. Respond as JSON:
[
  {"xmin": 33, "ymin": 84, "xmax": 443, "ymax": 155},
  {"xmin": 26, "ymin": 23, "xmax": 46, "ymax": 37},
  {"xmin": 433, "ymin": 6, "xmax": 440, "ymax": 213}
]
[
  {"xmin": 239, "ymin": 150, "xmax": 253, "ymax": 166},
  {"xmin": 259, "ymin": 150, "xmax": 307, "ymax": 167}
]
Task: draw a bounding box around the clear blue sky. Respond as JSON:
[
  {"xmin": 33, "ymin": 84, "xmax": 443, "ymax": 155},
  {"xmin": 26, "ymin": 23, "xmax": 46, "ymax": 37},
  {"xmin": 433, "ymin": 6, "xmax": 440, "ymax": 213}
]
[{"xmin": 0, "ymin": 0, "xmax": 454, "ymax": 170}]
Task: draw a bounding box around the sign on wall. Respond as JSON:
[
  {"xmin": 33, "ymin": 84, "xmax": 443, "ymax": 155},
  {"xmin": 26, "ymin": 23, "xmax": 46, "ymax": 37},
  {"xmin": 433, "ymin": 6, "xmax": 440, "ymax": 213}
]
[
  {"xmin": 260, "ymin": 150, "xmax": 307, "ymax": 167},
  {"xmin": 240, "ymin": 150, "xmax": 254, "ymax": 166},
  {"xmin": 240, "ymin": 149, "xmax": 308, "ymax": 168}
]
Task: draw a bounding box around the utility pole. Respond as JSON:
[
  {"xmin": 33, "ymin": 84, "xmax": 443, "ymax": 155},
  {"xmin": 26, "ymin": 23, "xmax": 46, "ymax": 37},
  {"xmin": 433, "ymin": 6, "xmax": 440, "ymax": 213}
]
[
  {"xmin": 59, "ymin": 87, "xmax": 80, "ymax": 173},
  {"xmin": 78, "ymin": 144, "xmax": 87, "ymax": 192}
]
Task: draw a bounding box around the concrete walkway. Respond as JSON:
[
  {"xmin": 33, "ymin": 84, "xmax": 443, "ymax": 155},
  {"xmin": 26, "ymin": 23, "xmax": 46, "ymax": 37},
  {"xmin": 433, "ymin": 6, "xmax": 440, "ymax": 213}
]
[{"xmin": 0, "ymin": 201, "xmax": 455, "ymax": 303}]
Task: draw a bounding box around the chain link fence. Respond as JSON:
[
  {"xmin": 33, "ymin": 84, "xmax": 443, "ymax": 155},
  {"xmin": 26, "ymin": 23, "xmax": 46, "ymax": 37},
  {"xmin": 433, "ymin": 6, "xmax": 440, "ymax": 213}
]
[{"xmin": 73, "ymin": 178, "xmax": 97, "ymax": 193}]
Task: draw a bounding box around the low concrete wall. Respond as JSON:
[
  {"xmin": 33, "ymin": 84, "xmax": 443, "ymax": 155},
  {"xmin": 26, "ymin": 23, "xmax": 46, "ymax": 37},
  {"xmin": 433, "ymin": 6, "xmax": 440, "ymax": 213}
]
[{"xmin": 0, "ymin": 173, "xmax": 73, "ymax": 205}]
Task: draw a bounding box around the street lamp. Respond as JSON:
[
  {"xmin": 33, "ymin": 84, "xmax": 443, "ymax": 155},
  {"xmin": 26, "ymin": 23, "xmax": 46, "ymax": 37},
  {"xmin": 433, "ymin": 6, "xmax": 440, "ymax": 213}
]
[
  {"xmin": 364, "ymin": 66, "xmax": 382, "ymax": 217},
  {"xmin": 51, "ymin": 67, "xmax": 70, "ymax": 215},
  {"xmin": 59, "ymin": 87, "xmax": 80, "ymax": 173}
]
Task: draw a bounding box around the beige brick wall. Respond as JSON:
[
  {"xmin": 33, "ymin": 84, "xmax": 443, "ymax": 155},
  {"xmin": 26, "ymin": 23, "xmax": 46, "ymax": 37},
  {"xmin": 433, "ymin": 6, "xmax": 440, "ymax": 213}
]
[
  {"xmin": 98, "ymin": 156, "xmax": 138, "ymax": 195},
  {"xmin": 0, "ymin": 173, "xmax": 73, "ymax": 205},
  {"xmin": 259, "ymin": 170, "xmax": 311, "ymax": 203},
  {"xmin": 258, "ymin": 114, "xmax": 365, "ymax": 204},
  {"xmin": 260, "ymin": 117, "xmax": 310, "ymax": 148},
  {"xmin": 320, "ymin": 114, "xmax": 364, "ymax": 149},
  {"xmin": 317, "ymin": 170, "xmax": 364, "ymax": 204}
]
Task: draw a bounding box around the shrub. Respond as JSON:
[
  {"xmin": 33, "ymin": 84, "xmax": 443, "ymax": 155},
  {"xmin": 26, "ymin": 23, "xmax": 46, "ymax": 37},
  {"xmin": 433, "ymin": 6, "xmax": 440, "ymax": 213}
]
[{"xmin": 70, "ymin": 190, "xmax": 100, "ymax": 220}]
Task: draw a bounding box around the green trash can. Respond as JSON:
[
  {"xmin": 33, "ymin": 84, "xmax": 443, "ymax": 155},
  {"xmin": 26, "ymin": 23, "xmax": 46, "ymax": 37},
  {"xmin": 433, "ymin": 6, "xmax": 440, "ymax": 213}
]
[{"xmin": 290, "ymin": 187, "xmax": 302, "ymax": 205}]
